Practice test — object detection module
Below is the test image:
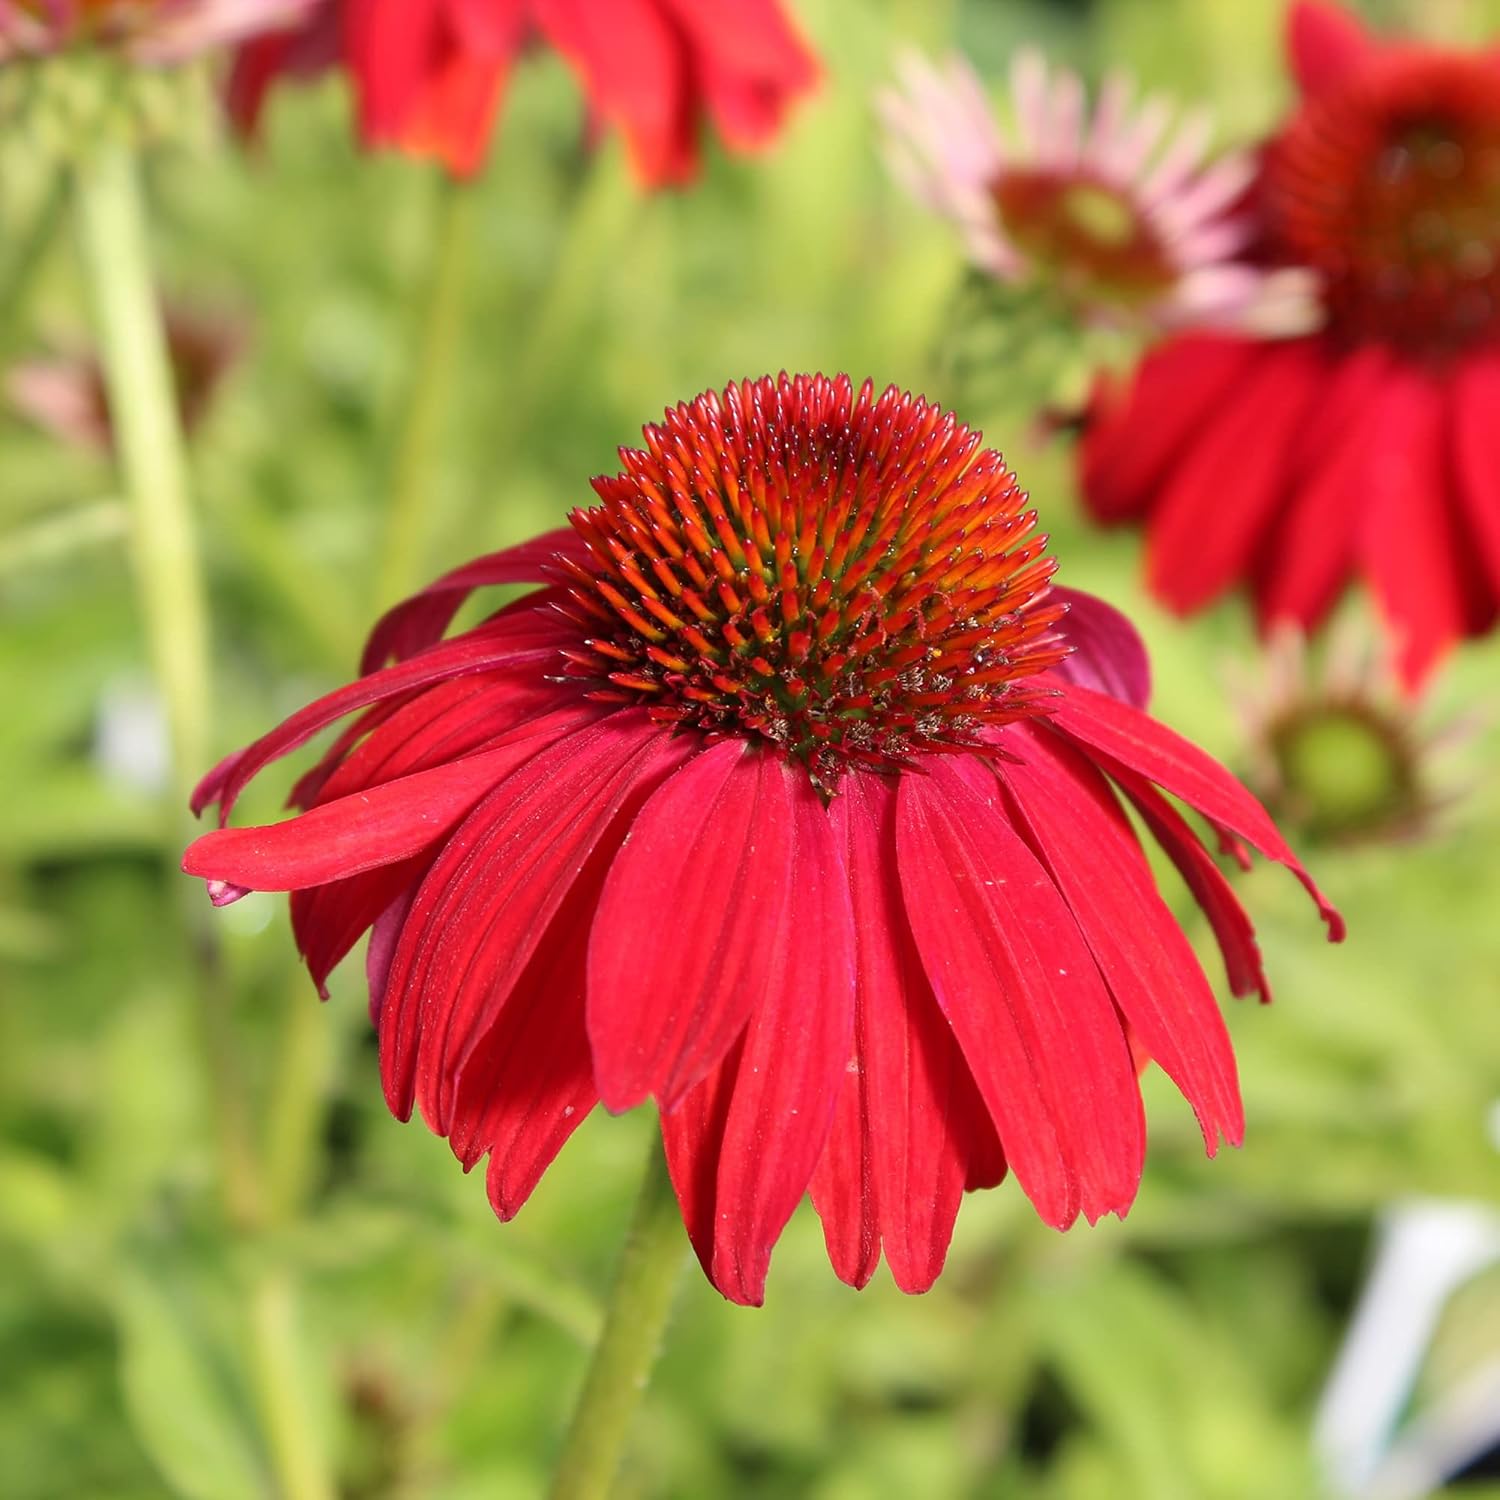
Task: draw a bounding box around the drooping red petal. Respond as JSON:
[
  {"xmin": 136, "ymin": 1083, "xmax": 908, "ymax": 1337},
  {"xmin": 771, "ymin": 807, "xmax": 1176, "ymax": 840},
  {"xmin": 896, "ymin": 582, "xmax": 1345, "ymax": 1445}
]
[
  {"xmin": 192, "ymin": 606, "xmax": 572, "ymax": 822},
  {"xmin": 1110, "ymin": 770, "xmax": 1270, "ymax": 1003},
  {"xmin": 1047, "ymin": 681, "xmax": 1344, "ymax": 940},
  {"xmin": 345, "ymin": 0, "xmax": 446, "ymax": 144},
  {"xmin": 896, "ymin": 757, "xmax": 1146, "ymax": 1229},
  {"xmin": 1357, "ymin": 365, "xmax": 1470, "ymax": 692},
  {"xmin": 1453, "ymin": 351, "xmax": 1500, "ymax": 606},
  {"xmin": 1287, "ymin": 0, "xmax": 1381, "ymax": 98},
  {"xmin": 1145, "ymin": 340, "xmax": 1322, "ymax": 615},
  {"xmin": 1080, "ymin": 336, "xmax": 1262, "ymax": 525},
  {"xmin": 377, "ymin": 710, "xmax": 682, "ymax": 1128},
  {"xmin": 533, "ymin": 0, "xmax": 694, "ymax": 186},
  {"xmin": 659, "ymin": 776, "xmax": 854, "ymax": 1306},
  {"xmin": 291, "ymin": 856, "xmax": 425, "ymax": 999},
  {"xmin": 587, "ymin": 740, "xmax": 798, "ymax": 1114},
  {"xmin": 999, "ymin": 724, "xmax": 1243, "ymax": 1152},
  {"xmin": 1253, "ymin": 343, "xmax": 1392, "ymax": 632},
  {"xmin": 182, "ymin": 710, "xmax": 583, "ymax": 893},
  {"xmin": 811, "ymin": 771, "xmax": 1002, "ymax": 1294},
  {"xmin": 1048, "ymin": 585, "xmax": 1152, "ymax": 710},
  {"xmin": 361, "ymin": 527, "xmax": 584, "ymax": 673}
]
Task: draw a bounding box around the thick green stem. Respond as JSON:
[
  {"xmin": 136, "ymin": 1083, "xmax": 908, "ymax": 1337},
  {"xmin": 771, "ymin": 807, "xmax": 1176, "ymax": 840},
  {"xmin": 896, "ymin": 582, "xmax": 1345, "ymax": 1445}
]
[
  {"xmin": 373, "ymin": 173, "xmax": 477, "ymax": 609},
  {"xmin": 247, "ymin": 1270, "xmax": 335, "ymax": 1500},
  {"xmin": 548, "ymin": 1139, "xmax": 687, "ymax": 1500},
  {"xmin": 73, "ymin": 141, "xmax": 208, "ymax": 805}
]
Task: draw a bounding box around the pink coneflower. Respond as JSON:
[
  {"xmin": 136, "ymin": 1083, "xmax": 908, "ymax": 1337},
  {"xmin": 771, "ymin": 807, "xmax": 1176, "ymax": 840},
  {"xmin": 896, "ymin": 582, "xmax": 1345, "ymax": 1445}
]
[
  {"xmin": 0, "ymin": 0, "xmax": 312, "ymax": 61},
  {"xmin": 1080, "ymin": 1, "xmax": 1500, "ymax": 690},
  {"xmin": 228, "ymin": 0, "xmax": 820, "ymax": 184},
  {"xmin": 184, "ymin": 374, "xmax": 1341, "ymax": 1305},
  {"xmin": 880, "ymin": 48, "xmax": 1316, "ymax": 334}
]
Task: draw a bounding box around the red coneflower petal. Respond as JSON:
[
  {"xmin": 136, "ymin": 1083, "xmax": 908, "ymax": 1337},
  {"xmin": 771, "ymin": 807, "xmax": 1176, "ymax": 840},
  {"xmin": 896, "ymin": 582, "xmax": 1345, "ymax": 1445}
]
[
  {"xmin": 377, "ymin": 710, "xmax": 680, "ymax": 1128},
  {"xmin": 1113, "ymin": 772, "xmax": 1270, "ymax": 1003},
  {"xmin": 896, "ymin": 757, "xmax": 1145, "ymax": 1229},
  {"xmin": 1146, "ymin": 340, "xmax": 1322, "ymax": 615},
  {"xmin": 1453, "ymin": 352, "xmax": 1500, "ymax": 606},
  {"xmin": 1357, "ymin": 367, "xmax": 1471, "ymax": 691},
  {"xmin": 999, "ymin": 724, "xmax": 1243, "ymax": 1152},
  {"xmin": 1287, "ymin": 0, "xmax": 1381, "ymax": 99},
  {"xmin": 587, "ymin": 741, "xmax": 799, "ymax": 1113},
  {"xmin": 811, "ymin": 771, "xmax": 1000, "ymax": 1294},
  {"xmin": 1048, "ymin": 585, "xmax": 1152, "ymax": 709},
  {"xmin": 193, "ymin": 606, "xmax": 575, "ymax": 821},
  {"xmin": 361, "ymin": 526, "xmax": 584, "ymax": 673},
  {"xmin": 1254, "ymin": 344, "xmax": 1392, "ymax": 631},
  {"xmin": 1048, "ymin": 682, "xmax": 1345, "ymax": 939},
  {"xmin": 292, "ymin": 857, "xmax": 425, "ymax": 999},
  {"xmin": 181, "ymin": 710, "xmax": 582, "ymax": 892},
  {"xmin": 661, "ymin": 776, "xmax": 855, "ymax": 1306},
  {"xmin": 1082, "ymin": 336, "xmax": 1261, "ymax": 524}
]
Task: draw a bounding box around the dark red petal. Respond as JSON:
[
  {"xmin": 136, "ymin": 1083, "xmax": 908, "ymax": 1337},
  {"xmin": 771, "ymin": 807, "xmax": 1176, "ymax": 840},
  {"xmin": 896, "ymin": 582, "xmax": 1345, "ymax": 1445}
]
[
  {"xmin": 664, "ymin": 778, "xmax": 855, "ymax": 1306},
  {"xmin": 896, "ymin": 758, "xmax": 1146, "ymax": 1229},
  {"xmin": 1080, "ymin": 336, "xmax": 1261, "ymax": 525},
  {"xmin": 1287, "ymin": 1, "xmax": 1381, "ymax": 98},
  {"xmin": 291, "ymin": 856, "xmax": 424, "ymax": 999},
  {"xmin": 1145, "ymin": 340, "xmax": 1322, "ymax": 615},
  {"xmin": 1112, "ymin": 770, "xmax": 1270, "ymax": 1003},
  {"xmin": 1357, "ymin": 365, "xmax": 1469, "ymax": 692},
  {"xmin": 446, "ymin": 873, "xmax": 603, "ymax": 1221},
  {"xmin": 587, "ymin": 741, "xmax": 797, "ymax": 1114},
  {"xmin": 533, "ymin": 0, "xmax": 695, "ymax": 186},
  {"xmin": 1453, "ymin": 351, "xmax": 1500, "ymax": 605},
  {"xmin": 813, "ymin": 771, "xmax": 998, "ymax": 1295},
  {"xmin": 1000, "ymin": 725, "xmax": 1243, "ymax": 1153},
  {"xmin": 1048, "ymin": 682, "xmax": 1344, "ymax": 941},
  {"xmin": 182, "ymin": 712, "xmax": 579, "ymax": 893},
  {"xmin": 1254, "ymin": 343, "xmax": 1391, "ymax": 632},
  {"xmin": 377, "ymin": 710, "xmax": 682, "ymax": 1128},
  {"xmin": 361, "ymin": 527, "xmax": 584, "ymax": 672},
  {"xmin": 1047, "ymin": 585, "xmax": 1152, "ymax": 710},
  {"xmin": 193, "ymin": 605, "xmax": 573, "ymax": 822}
]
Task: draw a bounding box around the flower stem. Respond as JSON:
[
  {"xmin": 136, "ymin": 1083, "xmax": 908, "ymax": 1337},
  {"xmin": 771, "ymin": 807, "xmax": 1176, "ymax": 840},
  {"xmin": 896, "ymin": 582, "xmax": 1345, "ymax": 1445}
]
[
  {"xmin": 373, "ymin": 172, "xmax": 477, "ymax": 609},
  {"xmin": 248, "ymin": 1269, "xmax": 335, "ymax": 1500},
  {"xmin": 547, "ymin": 1138, "xmax": 687, "ymax": 1500},
  {"xmin": 72, "ymin": 140, "xmax": 209, "ymax": 805}
]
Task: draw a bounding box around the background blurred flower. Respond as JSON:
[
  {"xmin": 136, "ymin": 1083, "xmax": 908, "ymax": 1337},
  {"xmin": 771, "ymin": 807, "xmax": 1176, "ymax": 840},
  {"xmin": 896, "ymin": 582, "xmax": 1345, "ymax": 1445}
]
[
  {"xmin": 6, "ymin": 302, "xmax": 245, "ymax": 452},
  {"xmin": 228, "ymin": 0, "xmax": 820, "ymax": 183},
  {"xmin": 0, "ymin": 0, "xmax": 312, "ymax": 62},
  {"xmin": 1080, "ymin": 0, "xmax": 1500, "ymax": 691},
  {"xmin": 184, "ymin": 374, "xmax": 1340, "ymax": 1307},
  {"xmin": 880, "ymin": 48, "xmax": 1316, "ymax": 336}
]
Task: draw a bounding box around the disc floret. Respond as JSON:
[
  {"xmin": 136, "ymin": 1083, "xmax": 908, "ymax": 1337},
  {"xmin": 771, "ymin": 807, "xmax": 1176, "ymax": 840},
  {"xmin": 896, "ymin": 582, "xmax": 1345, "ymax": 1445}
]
[{"xmin": 557, "ymin": 374, "xmax": 1068, "ymax": 789}]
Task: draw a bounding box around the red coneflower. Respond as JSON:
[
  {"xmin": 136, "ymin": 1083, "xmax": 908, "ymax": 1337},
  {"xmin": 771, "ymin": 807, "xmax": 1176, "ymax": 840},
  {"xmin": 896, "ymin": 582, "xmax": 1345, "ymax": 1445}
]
[
  {"xmin": 184, "ymin": 374, "xmax": 1341, "ymax": 1305},
  {"xmin": 1080, "ymin": 0, "xmax": 1500, "ymax": 691},
  {"xmin": 228, "ymin": 0, "xmax": 819, "ymax": 184}
]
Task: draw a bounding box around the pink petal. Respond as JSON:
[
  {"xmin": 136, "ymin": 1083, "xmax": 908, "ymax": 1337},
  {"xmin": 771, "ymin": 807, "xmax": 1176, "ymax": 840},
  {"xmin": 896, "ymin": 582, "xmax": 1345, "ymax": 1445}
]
[
  {"xmin": 1001, "ymin": 725, "xmax": 1243, "ymax": 1152},
  {"xmin": 1047, "ymin": 585, "xmax": 1152, "ymax": 709},
  {"xmin": 660, "ymin": 775, "xmax": 855, "ymax": 1306},
  {"xmin": 587, "ymin": 740, "xmax": 798, "ymax": 1113},
  {"xmin": 1047, "ymin": 682, "xmax": 1344, "ymax": 940},
  {"xmin": 896, "ymin": 757, "xmax": 1146, "ymax": 1229},
  {"xmin": 360, "ymin": 527, "xmax": 584, "ymax": 672},
  {"xmin": 812, "ymin": 771, "xmax": 1001, "ymax": 1294},
  {"xmin": 377, "ymin": 710, "xmax": 684, "ymax": 1128},
  {"xmin": 1287, "ymin": 1, "xmax": 1380, "ymax": 98}
]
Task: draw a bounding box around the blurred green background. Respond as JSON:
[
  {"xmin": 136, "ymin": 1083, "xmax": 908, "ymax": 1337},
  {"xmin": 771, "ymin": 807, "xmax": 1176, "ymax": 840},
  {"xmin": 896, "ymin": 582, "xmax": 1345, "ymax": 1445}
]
[{"xmin": 4, "ymin": 0, "xmax": 1500, "ymax": 1495}]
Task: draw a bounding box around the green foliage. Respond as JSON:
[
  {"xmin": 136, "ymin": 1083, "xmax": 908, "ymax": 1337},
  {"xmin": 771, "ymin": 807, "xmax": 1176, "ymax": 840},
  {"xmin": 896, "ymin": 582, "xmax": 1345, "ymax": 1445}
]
[{"xmin": 3, "ymin": 0, "xmax": 1498, "ymax": 1496}]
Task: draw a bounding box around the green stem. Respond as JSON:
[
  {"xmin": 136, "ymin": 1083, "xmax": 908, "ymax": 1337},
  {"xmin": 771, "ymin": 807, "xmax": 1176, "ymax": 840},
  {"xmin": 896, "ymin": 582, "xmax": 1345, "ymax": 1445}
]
[
  {"xmin": 373, "ymin": 173, "xmax": 477, "ymax": 609},
  {"xmin": 262, "ymin": 972, "xmax": 331, "ymax": 1225},
  {"xmin": 72, "ymin": 141, "xmax": 208, "ymax": 804},
  {"xmin": 248, "ymin": 1270, "xmax": 335, "ymax": 1500},
  {"xmin": 548, "ymin": 1139, "xmax": 687, "ymax": 1500}
]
